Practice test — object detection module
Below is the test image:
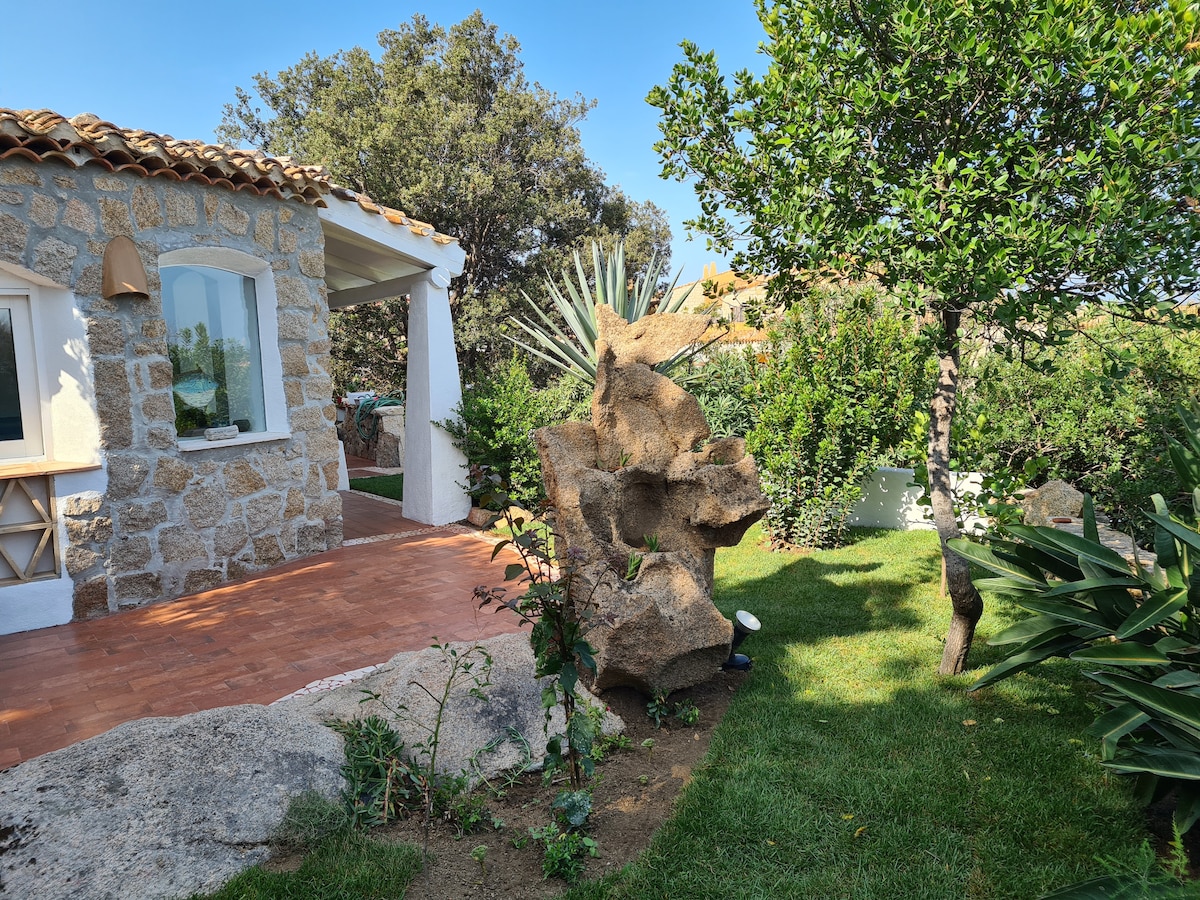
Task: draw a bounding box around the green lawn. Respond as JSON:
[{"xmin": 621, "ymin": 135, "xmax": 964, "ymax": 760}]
[
  {"xmin": 349, "ymin": 474, "xmax": 403, "ymax": 502},
  {"xmin": 204, "ymin": 526, "xmax": 1168, "ymax": 899},
  {"xmin": 567, "ymin": 527, "xmax": 1156, "ymax": 900}
]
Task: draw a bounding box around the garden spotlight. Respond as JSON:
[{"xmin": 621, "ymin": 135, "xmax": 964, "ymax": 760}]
[{"xmin": 723, "ymin": 610, "xmax": 761, "ymax": 671}]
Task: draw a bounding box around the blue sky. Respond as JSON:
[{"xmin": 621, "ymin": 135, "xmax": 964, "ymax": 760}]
[{"xmin": 2, "ymin": 1, "xmax": 768, "ymax": 285}]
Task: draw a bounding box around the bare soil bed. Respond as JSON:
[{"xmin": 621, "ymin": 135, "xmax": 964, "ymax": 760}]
[{"xmin": 373, "ymin": 669, "xmax": 741, "ymax": 899}]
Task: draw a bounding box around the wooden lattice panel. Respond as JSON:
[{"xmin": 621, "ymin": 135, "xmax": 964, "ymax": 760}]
[{"xmin": 0, "ymin": 475, "xmax": 59, "ymax": 585}]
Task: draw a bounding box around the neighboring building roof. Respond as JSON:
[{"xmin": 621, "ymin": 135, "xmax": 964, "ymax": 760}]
[
  {"xmin": 670, "ymin": 263, "xmax": 771, "ymax": 312},
  {"xmin": 0, "ymin": 109, "xmax": 457, "ymax": 247}
]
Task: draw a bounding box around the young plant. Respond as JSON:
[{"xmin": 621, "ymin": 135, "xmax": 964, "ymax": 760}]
[
  {"xmin": 623, "ymin": 552, "xmax": 643, "ymax": 581},
  {"xmin": 674, "ymin": 700, "xmax": 700, "ymax": 726},
  {"xmin": 647, "ymin": 693, "xmax": 670, "ymax": 728},
  {"xmin": 469, "ymin": 844, "xmax": 488, "ymax": 878},
  {"xmin": 326, "ymin": 714, "xmax": 417, "ymax": 828},
  {"xmin": 551, "ymin": 789, "xmax": 593, "ymax": 830},
  {"xmin": 641, "ymin": 738, "xmax": 656, "ymax": 760},
  {"xmin": 473, "ymin": 469, "xmax": 605, "ymax": 791},
  {"xmin": 328, "ymin": 638, "xmax": 493, "ymax": 873},
  {"xmin": 647, "ymin": 692, "xmax": 700, "ymax": 727},
  {"xmin": 529, "ymin": 822, "xmax": 599, "ymax": 884},
  {"xmin": 643, "ymin": 534, "xmax": 661, "ymax": 553}
]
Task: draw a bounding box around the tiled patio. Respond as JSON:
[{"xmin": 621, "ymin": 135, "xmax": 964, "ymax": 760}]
[{"xmin": 0, "ymin": 467, "xmax": 525, "ymax": 768}]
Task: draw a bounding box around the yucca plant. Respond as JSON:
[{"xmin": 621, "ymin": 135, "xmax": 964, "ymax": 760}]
[
  {"xmin": 506, "ymin": 241, "xmax": 713, "ymax": 384},
  {"xmin": 951, "ymin": 404, "xmax": 1200, "ymax": 839}
]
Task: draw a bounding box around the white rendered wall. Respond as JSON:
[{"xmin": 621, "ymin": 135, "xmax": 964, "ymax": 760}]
[
  {"xmin": 0, "ymin": 265, "xmax": 104, "ymax": 634},
  {"xmin": 403, "ymin": 273, "xmax": 470, "ymax": 525},
  {"xmin": 848, "ymin": 467, "xmax": 987, "ymax": 533}
]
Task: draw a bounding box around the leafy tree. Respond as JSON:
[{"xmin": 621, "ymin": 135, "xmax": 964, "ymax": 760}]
[
  {"xmin": 220, "ymin": 12, "xmax": 669, "ymax": 383},
  {"xmin": 650, "ymin": 0, "xmax": 1200, "ymax": 673}
]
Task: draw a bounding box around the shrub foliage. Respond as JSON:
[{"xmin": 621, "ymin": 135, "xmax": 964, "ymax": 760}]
[
  {"xmin": 959, "ymin": 321, "xmax": 1200, "ymax": 541},
  {"xmin": 742, "ymin": 287, "xmax": 932, "ymax": 549},
  {"xmin": 442, "ymin": 355, "xmax": 589, "ymax": 509}
]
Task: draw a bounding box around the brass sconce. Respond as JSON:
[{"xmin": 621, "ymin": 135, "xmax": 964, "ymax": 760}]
[{"xmin": 101, "ymin": 235, "xmax": 149, "ymax": 300}]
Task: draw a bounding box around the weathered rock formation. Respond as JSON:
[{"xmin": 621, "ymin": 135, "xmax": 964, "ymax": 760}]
[
  {"xmin": 0, "ymin": 632, "xmax": 620, "ymax": 900},
  {"xmin": 535, "ymin": 306, "xmax": 768, "ymax": 695}
]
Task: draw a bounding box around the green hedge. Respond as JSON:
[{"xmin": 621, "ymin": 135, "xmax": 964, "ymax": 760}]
[{"xmin": 959, "ymin": 320, "xmax": 1200, "ymax": 540}]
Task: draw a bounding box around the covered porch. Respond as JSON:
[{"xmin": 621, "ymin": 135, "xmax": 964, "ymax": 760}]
[{"xmin": 319, "ymin": 191, "xmax": 470, "ymax": 526}]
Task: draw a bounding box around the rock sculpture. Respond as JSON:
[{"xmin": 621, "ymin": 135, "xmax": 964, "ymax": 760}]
[{"xmin": 535, "ymin": 306, "xmax": 769, "ymax": 695}]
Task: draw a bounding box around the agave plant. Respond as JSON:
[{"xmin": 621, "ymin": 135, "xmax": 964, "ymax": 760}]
[
  {"xmin": 506, "ymin": 241, "xmax": 715, "ymax": 384},
  {"xmin": 951, "ymin": 404, "xmax": 1200, "ymax": 838}
]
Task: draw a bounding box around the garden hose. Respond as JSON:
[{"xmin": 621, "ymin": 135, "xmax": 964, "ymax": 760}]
[{"xmin": 354, "ymin": 393, "xmax": 404, "ymax": 442}]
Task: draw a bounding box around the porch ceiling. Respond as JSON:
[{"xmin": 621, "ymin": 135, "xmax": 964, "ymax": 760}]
[{"xmin": 318, "ymin": 195, "xmax": 465, "ymax": 310}]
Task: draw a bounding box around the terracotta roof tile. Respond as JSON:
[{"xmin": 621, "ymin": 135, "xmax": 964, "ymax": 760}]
[{"xmin": 0, "ymin": 109, "xmax": 458, "ymax": 247}]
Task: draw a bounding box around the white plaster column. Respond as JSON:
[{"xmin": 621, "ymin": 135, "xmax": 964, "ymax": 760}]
[{"xmin": 404, "ymin": 269, "xmax": 470, "ymax": 525}]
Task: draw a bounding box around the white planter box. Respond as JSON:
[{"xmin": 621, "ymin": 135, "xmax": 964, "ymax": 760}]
[{"xmin": 848, "ymin": 467, "xmax": 987, "ymax": 533}]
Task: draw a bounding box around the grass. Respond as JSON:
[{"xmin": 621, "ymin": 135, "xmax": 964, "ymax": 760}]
[
  {"xmin": 193, "ymin": 793, "xmax": 421, "ymax": 899},
  {"xmin": 349, "ymin": 474, "xmax": 403, "ymax": 502},
  {"xmin": 198, "ymin": 525, "xmax": 1166, "ymax": 899},
  {"xmin": 565, "ymin": 526, "xmax": 1156, "ymax": 900}
]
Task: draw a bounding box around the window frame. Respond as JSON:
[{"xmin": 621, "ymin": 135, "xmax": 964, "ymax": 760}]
[
  {"xmin": 0, "ymin": 286, "xmax": 45, "ymax": 462},
  {"xmin": 159, "ymin": 248, "xmax": 290, "ymax": 450}
]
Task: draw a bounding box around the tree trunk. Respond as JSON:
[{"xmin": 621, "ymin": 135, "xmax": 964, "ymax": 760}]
[{"xmin": 927, "ymin": 310, "xmax": 984, "ymax": 676}]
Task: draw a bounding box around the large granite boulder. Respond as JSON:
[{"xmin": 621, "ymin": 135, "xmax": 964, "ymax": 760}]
[
  {"xmin": 289, "ymin": 632, "xmax": 620, "ymax": 779},
  {"xmin": 0, "ymin": 704, "xmax": 343, "ymax": 900},
  {"xmin": 1022, "ymin": 479, "xmax": 1085, "ymax": 526},
  {"xmin": 0, "ymin": 633, "xmax": 620, "ymax": 900},
  {"xmin": 535, "ymin": 306, "xmax": 768, "ymax": 695}
]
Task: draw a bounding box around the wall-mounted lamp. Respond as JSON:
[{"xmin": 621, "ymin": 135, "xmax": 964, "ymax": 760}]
[
  {"xmin": 101, "ymin": 235, "xmax": 149, "ymax": 300},
  {"xmin": 723, "ymin": 610, "xmax": 761, "ymax": 671}
]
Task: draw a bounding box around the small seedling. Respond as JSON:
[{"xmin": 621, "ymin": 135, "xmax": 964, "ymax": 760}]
[
  {"xmin": 647, "ymin": 693, "xmax": 670, "ymax": 727},
  {"xmin": 638, "ymin": 774, "xmax": 649, "ymax": 786},
  {"xmin": 531, "ymin": 823, "xmax": 599, "ymax": 883},
  {"xmin": 470, "ymin": 844, "xmax": 488, "ymax": 877},
  {"xmin": 600, "ymin": 733, "xmax": 632, "ymax": 753},
  {"xmin": 624, "ymin": 552, "xmax": 643, "ymax": 580},
  {"xmin": 641, "ymin": 738, "xmax": 656, "ymax": 760},
  {"xmin": 618, "ymin": 450, "xmax": 631, "ymax": 468},
  {"xmin": 648, "ymin": 692, "xmax": 700, "ymax": 727},
  {"xmin": 643, "ymin": 534, "xmax": 661, "ymax": 552},
  {"xmin": 674, "ymin": 701, "xmax": 700, "ymax": 726}
]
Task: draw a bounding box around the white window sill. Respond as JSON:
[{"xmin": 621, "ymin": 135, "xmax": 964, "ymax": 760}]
[{"xmin": 177, "ymin": 431, "xmax": 292, "ymax": 452}]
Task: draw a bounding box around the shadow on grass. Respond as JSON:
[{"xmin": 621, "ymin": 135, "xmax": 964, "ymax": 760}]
[{"xmin": 562, "ymin": 527, "xmax": 1153, "ymax": 900}]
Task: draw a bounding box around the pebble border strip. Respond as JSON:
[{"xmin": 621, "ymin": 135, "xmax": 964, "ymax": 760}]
[{"xmin": 271, "ymin": 664, "xmax": 383, "ymax": 705}]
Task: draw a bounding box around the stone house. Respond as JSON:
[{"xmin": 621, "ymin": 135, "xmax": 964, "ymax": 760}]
[{"xmin": 0, "ymin": 110, "xmax": 470, "ymax": 635}]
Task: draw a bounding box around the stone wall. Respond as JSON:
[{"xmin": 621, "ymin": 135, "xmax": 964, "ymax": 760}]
[{"xmin": 0, "ymin": 157, "xmax": 343, "ymax": 619}]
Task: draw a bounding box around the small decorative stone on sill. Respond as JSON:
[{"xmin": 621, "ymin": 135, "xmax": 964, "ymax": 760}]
[{"xmin": 204, "ymin": 425, "xmax": 241, "ymax": 441}]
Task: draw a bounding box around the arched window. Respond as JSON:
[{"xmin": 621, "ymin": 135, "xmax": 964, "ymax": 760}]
[{"xmin": 159, "ymin": 248, "xmax": 288, "ymax": 447}]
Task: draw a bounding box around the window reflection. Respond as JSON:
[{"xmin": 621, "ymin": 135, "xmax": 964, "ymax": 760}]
[{"xmin": 162, "ymin": 266, "xmax": 266, "ymax": 438}]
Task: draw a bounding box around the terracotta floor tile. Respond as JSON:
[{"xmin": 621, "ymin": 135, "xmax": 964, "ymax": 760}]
[{"xmin": 0, "ymin": 493, "xmax": 522, "ymax": 767}]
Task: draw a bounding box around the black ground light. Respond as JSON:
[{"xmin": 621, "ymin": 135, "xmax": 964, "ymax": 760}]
[{"xmin": 723, "ymin": 610, "xmax": 761, "ymax": 671}]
